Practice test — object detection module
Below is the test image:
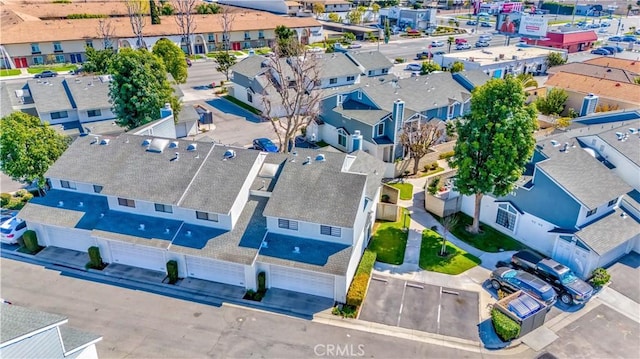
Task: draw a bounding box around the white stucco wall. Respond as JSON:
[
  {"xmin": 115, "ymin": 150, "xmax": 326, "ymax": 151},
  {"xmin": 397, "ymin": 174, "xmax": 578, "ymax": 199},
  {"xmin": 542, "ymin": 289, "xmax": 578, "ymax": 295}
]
[
  {"xmin": 265, "ymin": 217, "xmax": 354, "ymax": 245},
  {"xmin": 581, "ymin": 134, "xmax": 640, "ymax": 190},
  {"xmin": 41, "ymin": 109, "xmax": 78, "ymax": 125},
  {"xmin": 229, "ymin": 153, "xmax": 265, "ymax": 227},
  {"xmin": 78, "ymin": 108, "xmax": 116, "ymax": 123}
]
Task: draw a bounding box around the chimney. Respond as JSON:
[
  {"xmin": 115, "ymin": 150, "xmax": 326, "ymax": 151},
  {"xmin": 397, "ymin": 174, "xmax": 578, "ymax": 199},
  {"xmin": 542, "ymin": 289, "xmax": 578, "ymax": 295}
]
[
  {"xmin": 352, "ymin": 130, "xmax": 363, "ymax": 152},
  {"xmin": 160, "ymin": 102, "xmax": 173, "ymax": 118},
  {"xmin": 392, "ymin": 99, "xmax": 405, "ymax": 124}
]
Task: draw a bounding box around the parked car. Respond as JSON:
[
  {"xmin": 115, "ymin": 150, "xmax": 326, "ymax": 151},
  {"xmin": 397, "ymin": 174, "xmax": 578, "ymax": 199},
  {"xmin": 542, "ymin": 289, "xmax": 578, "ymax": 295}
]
[
  {"xmin": 466, "ymin": 20, "xmax": 477, "ymax": 26},
  {"xmin": 0, "ymin": 216, "xmax": 27, "ymax": 244},
  {"xmin": 490, "ymin": 267, "xmax": 558, "ymax": 307},
  {"xmin": 602, "ymin": 46, "xmax": 623, "ymax": 53},
  {"xmin": 600, "ymin": 22, "xmax": 610, "ymax": 27},
  {"xmin": 416, "ymin": 51, "xmax": 431, "ymax": 59},
  {"xmin": 478, "ymin": 34, "xmax": 492, "ymax": 42},
  {"xmin": 591, "ymin": 48, "xmax": 612, "ymax": 55},
  {"xmin": 475, "ymin": 41, "xmax": 490, "ymax": 47},
  {"xmin": 430, "ymin": 40, "xmax": 445, "ymax": 47},
  {"xmin": 621, "ymin": 35, "xmax": 637, "ymax": 42},
  {"xmin": 252, "ymin": 138, "xmax": 278, "ymax": 152},
  {"xmin": 480, "ymin": 22, "xmax": 492, "ymax": 28},
  {"xmin": 511, "ymin": 250, "xmax": 594, "ymax": 305},
  {"xmin": 432, "ymin": 50, "xmax": 446, "ymax": 56},
  {"xmin": 588, "ymin": 23, "xmax": 600, "ymax": 28},
  {"xmin": 405, "ymin": 63, "xmax": 422, "ymax": 71},
  {"xmin": 34, "ymin": 70, "xmax": 58, "ymax": 79},
  {"xmin": 347, "ymin": 43, "xmax": 362, "ymax": 49},
  {"xmin": 608, "ymin": 36, "xmax": 623, "ymax": 42},
  {"xmin": 455, "ymin": 38, "xmax": 468, "ymax": 45},
  {"xmin": 598, "ymin": 28, "xmax": 609, "ymax": 34},
  {"xmin": 455, "ymin": 43, "xmax": 472, "ymax": 50}
]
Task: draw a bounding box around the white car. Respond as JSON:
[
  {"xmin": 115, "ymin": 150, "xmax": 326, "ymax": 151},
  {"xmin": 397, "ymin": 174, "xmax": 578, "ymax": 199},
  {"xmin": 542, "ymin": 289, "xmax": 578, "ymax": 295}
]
[
  {"xmin": 0, "ymin": 216, "xmax": 27, "ymax": 244},
  {"xmin": 430, "ymin": 40, "xmax": 444, "ymax": 47},
  {"xmin": 405, "ymin": 63, "xmax": 422, "ymax": 71}
]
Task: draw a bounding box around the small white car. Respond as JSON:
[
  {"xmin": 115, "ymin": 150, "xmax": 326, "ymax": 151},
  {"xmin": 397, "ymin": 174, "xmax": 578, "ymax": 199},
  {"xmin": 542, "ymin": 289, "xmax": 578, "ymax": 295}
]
[
  {"xmin": 0, "ymin": 216, "xmax": 27, "ymax": 244},
  {"xmin": 405, "ymin": 63, "xmax": 422, "ymax": 71},
  {"xmin": 430, "ymin": 40, "xmax": 445, "ymax": 47}
]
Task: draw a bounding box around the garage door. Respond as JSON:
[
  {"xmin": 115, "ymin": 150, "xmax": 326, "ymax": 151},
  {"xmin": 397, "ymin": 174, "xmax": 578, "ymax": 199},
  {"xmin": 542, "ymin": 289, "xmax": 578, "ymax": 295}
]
[
  {"xmin": 270, "ymin": 265, "xmax": 335, "ymax": 299},
  {"xmin": 46, "ymin": 226, "xmax": 93, "ymax": 252},
  {"xmin": 109, "ymin": 241, "xmax": 166, "ymax": 272},
  {"xmin": 186, "ymin": 256, "xmax": 245, "ymax": 286}
]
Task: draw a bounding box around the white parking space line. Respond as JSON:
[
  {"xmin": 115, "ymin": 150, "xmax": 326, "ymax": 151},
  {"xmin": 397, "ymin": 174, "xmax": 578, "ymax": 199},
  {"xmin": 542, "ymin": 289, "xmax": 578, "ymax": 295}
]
[
  {"xmin": 397, "ymin": 281, "xmax": 408, "ymax": 327},
  {"xmin": 436, "ymin": 286, "xmax": 443, "ymax": 334},
  {"xmin": 406, "ymin": 282, "xmax": 423, "ymax": 289}
]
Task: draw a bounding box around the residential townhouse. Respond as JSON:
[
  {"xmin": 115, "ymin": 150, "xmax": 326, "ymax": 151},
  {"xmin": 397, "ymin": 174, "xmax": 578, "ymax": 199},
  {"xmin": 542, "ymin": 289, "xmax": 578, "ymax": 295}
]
[
  {"xmin": 229, "ymin": 50, "xmax": 393, "ymax": 117},
  {"xmin": 0, "ymin": 11, "xmax": 323, "ymax": 68},
  {"xmin": 18, "ymin": 134, "xmax": 385, "ymax": 302},
  {"xmin": 1, "ymin": 304, "xmax": 102, "ymax": 359},
  {"xmin": 308, "ymin": 70, "xmax": 490, "ymax": 177},
  {"xmin": 457, "ymin": 111, "xmax": 640, "ymax": 279}
]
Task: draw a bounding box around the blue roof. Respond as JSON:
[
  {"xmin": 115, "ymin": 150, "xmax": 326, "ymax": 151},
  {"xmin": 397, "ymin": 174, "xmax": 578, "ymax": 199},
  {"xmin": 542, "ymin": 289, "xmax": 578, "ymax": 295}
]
[
  {"xmin": 260, "ymin": 232, "xmax": 349, "ymax": 267},
  {"xmin": 573, "ymin": 110, "xmax": 640, "ymax": 126}
]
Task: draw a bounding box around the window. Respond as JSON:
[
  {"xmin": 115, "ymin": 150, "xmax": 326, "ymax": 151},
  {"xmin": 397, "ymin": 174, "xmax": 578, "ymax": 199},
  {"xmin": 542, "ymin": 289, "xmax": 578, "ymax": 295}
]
[
  {"xmin": 347, "ymin": 76, "xmax": 355, "ymax": 82},
  {"xmin": 243, "ymin": 42, "xmax": 251, "ymax": 49},
  {"xmin": 60, "ymin": 180, "xmax": 76, "ymax": 189},
  {"xmin": 329, "ymin": 78, "xmax": 337, "ymax": 85},
  {"xmin": 586, "ymin": 208, "xmax": 597, "ymax": 217},
  {"xmin": 87, "ymin": 109, "xmax": 102, "ymax": 118},
  {"xmin": 93, "ymin": 185, "xmax": 103, "ymax": 193},
  {"xmin": 382, "ymin": 68, "xmax": 389, "ymax": 74},
  {"xmin": 86, "ymin": 40, "xmax": 94, "ymax": 48},
  {"xmin": 336, "ymin": 94, "xmax": 344, "ymax": 106},
  {"xmin": 559, "ymin": 235, "xmax": 573, "ymax": 243},
  {"xmin": 338, "ymin": 130, "xmax": 347, "ymax": 147},
  {"xmin": 244, "ymin": 31, "xmax": 251, "ymax": 40},
  {"xmin": 375, "ymin": 122, "xmax": 385, "ymax": 137},
  {"xmin": 607, "ymin": 198, "xmax": 617, "ymax": 207},
  {"xmin": 31, "ymin": 43, "xmax": 40, "ymax": 54},
  {"xmin": 367, "ymin": 70, "xmax": 373, "ymax": 76},
  {"xmin": 247, "ymin": 92, "xmax": 253, "ymax": 103},
  {"xmin": 208, "ymin": 33, "xmax": 215, "ymax": 42},
  {"xmin": 320, "ymin": 225, "xmax": 341, "ymax": 237},
  {"xmin": 53, "ymin": 42, "xmax": 63, "ymax": 52},
  {"xmin": 591, "ymin": 139, "xmax": 596, "ymax": 146},
  {"xmin": 496, "ymin": 203, "xmax": 517, "ymax": 231},
  {"xmin": 599, "ymin": 145, "xmax": 604, "ymax": 152},
  {"xmin": 155, "ymin": 203, "xmax": 173, "ymax": 213},
  {"xmin": 258, "ymin": 30, "xmax": 265, "ymax": 39},
  {"xmin": 118, "ymin": 198, "xmax": 135, "ymax": 208},
  {"xmin": 447, "ymin": 104, "xmax": 456, "ymax": 119},
  {"xmin": 50, "ymin": 111, "xmax": 68, "ymax": 120},
  {"xmin": 196, "ymin": 211, "xmax": 218, "ymax": 222},
  {"xmin": 32, "ymin": 56, "xmax": 43, "ymax": 65},
  {"xmin": 278, "ymin": 219, "xmax": 298, "ymax": 230},
  {"xmin": 55, "ymin": 55, "xmax": 65, "ymax": 63},
  {"xmin": 576, "ymin": 240, "xmax": 591, "ymax": 252}
]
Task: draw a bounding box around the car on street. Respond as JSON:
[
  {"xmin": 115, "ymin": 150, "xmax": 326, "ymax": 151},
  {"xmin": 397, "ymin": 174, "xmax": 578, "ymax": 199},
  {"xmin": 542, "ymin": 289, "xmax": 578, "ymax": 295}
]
[
  {"xmin": 455, "ymin": 43, "xmax": 472, "ymax": 50},
  {"xmin": 405, "ymin": 63, "xmax": 422, "ymax": 71},
  {"xmin": 432, "ymin": 50, "xmax": 446, "ymax": 56},
  {"xmin": 591, "ymin": 48, "xmax": 612, "ymax": 55},
  {"xmin": 455, "ymin": 38, "xmax": 468, "ymax": 45},
  {"xmin": 34, "ymin": 70, "xmax": 58, "ymax": 79},
  {"xmin": 430, "ymin": 40, "xmax": 445, "ymax": 47},
  {"xmin": 347, "ymin": 43, "xmax": 362, "ymax": 49},
  {"xmin": 475, "ymin": 41, "xmax": 490, "ymax": 47},
  {"xmin": 621, "ymin": 35, "xmax": 637, "ymax": 42},
  {"xmin": 252, "ymin": 138, "xmax": 278, "ymax": 152},
  {"xmin": 478, "ymin": 34, "xmax": 492, "ymax": 42},
  {"xmin": 416, "ymin": 51, "xmax": 431, "ymax": 59},
  {"xmin": 0, "ymin": 216, "xmax": 27, "ymax": 244},
  {"xmin": 466, "ymin": 20, "xmax": 477, "ymax": 25},
  {"xmin": 490, "ymin": 267, "xmax": 558, "ymax": 307},
  {"xmin": 608, "ymin": 36, "xmax": 623, "ymax": 42},
  {"xmin": 480, "ymin": 22, "xmax": 492, "ymax": 28}
]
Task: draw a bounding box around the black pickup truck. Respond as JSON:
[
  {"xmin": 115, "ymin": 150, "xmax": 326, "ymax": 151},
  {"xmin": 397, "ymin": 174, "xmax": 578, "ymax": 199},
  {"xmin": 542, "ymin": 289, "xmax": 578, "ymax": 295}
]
[{"xmin": 511, "ymin": 250, "xmax": 594, "ymax": 305}]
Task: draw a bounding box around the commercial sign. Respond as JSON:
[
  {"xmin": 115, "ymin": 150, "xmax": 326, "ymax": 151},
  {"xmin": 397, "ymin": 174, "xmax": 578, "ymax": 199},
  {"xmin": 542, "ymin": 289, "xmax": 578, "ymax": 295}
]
[
  {"xmin": 519, "ymin": 15, "xmax": 549, "ymax": 37},
  {"xmin": 500, "ymin": 2, "xmax": 523, "ymax": 13}
]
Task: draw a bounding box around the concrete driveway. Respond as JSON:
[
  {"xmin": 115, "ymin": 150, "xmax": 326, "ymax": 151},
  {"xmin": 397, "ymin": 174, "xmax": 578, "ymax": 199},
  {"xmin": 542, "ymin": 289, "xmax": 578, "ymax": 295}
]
[
  {"xmin": 359, "ymin": 276, "xmax": 479, "ymax": 341},
  {"xmin": 607, "ymin": 252, "xmax": 640, "ymax": 303}
]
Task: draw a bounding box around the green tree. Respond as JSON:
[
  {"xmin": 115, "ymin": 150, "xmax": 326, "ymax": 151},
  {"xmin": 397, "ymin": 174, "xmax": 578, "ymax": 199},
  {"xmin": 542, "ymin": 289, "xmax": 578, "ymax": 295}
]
[
  {"xmin": 450, "ymin": 61, "xmax": 464, "ymax": 73},
  {"xmin": 546, "ymin": 52, "xmax": 567, "ymax": 68},
  {"xmin": 450, "ymin": 77, "xmax": 537, "ymax": 233},
  {"xmin": 150, "ymin": 0, "xmax": 161, "ymax": 24},
  {"xmin": 634, "ymin": 77, "xmax": 640, "ymax": 85},
  {"xmin": 109, "ymin": 49, "xmax": 177, "ymax": 130},
  {"xmin": 275, "ymin": 25, "xmax": 300, "ymax": 57},
  {"xmin": 535, "ymin": 87, "xmax": 568, "ymax": 115},
  {"xmin": 342, "ymin": 32, "xmax": 356, "ymax": 44},
  {"xmin": 384, "ymin": 18, "xmax": 391, "ymax": 40},
  {"xmin": 152, "ymin": 38, "xmax": 188, "ymax": 84},
  {"xmin": 195, "ymin": 3, "xmax": 221, "ymax": 14},
  {"xmin": 313, "ymin": 3, "xmax": 325, "ymax": 18},
  {"xmin": 447, "ymin": 36, "xmax": 455, "ymax": 53},
  {"xmin": 82, "ymin": 46, "xmax": 116, "ymax": 74},
  {"xmin": 328, "ymin": 12, "xmax": 341, "ymax": 22},
  {"xmin": 420, "ymin": 61, "xmax": 441, "ymax": 75},
  {"xmin": 515, "ymin": 73, "xmax": 538, "ymax": 88},
  {"xmin": 372, "ymin": 3, "xmax": 381, "ymax": 21},
  {"xmin": 347, "ymin": 8, "xmax": 363, "ymax": 24},
  {"xmin": 212, "ymin": 52, "xmax": 236, "ymax": 81},
  {"xmin": 160, "ymin": 2, "xmax": 173, "ymax": 15},
  {"xmin": 399, "ymin": 121, "xmax": 443, "ymax": 175},
  {"xmin": 0, "ymin": 112, "xmax": 70, "ymax": 187}
]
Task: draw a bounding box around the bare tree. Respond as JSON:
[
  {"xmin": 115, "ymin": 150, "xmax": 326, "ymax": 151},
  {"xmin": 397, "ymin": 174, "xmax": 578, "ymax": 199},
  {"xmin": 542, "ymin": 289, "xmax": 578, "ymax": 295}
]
[
  {"xmin": 399, "ymin": 121, "xmax": 443, "ymax": 175},
  {"xmin": 125, "ymin": 0, "xmax": 147, "ymax": 49},
  {"xmin": 173, "ymin": 0, "xmax": 197, "ymax": 56},
  {"xmin": 261, "ymin": 42, "xmax": 322, "ymax": 153},
  {"xmin": 439, "ymin": 214, "xmax": 459, "ymax": 256},
  {"xmin": 219, "ymin": 6, "xmax": 236, "ymax": 52},
  {"xmin": 97, "ymin": 19, "xmax": 116, "ymax": 49}
]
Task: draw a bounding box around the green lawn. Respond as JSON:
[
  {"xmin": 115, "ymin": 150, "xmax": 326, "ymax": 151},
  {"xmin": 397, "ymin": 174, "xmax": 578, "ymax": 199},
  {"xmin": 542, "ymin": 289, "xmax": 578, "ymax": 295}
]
[
  {"xmin": 0, "ymin": 69, "xmax": 21, "ymax": 76},
  {"xmin": 387, "ymin": 183, "xmax": 413, "ymax": 200},
  {"xmin": 314, "ymin": 140, "xmax": 329, "ymax": 148},
  {"xmin": 27, "ymin": 65, "xmax": 77, "ymax": 74},
  {"xmin": 419, "ymin": 229, "xmax": 481, "ymax": 275},
  {"xmin": 420, "ymin": 166, "xmax": 445, "ymax": 177},
  {"xmin": 449, "ymin": 213, "xmax": 525, "ymax": 253},
  {"xmin": 254, "ymin": 47, "xmax": 272, "ymax": 55},
  {"xmin": 369, "ymin": 208, "xmax": 410, "ymax": 265},
  {"xmin": 222, "ymin": 95, "xmax": 263, "ymax": 116}
]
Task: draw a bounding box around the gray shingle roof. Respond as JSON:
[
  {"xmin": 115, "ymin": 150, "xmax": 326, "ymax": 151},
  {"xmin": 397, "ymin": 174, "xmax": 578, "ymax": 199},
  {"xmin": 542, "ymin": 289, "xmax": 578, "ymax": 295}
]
[
  {"xmin": 177, "ymin": 104, "xmax": 201, "ymax": 124},
  {"xmin": 64, "ymin": 77, "xmax": 111, "ymax": 111},
  {"xmin": 1, "ymin": 305, "xmax": 67, "ymax": 345},
  {"xmin": 230, "ymin": 55, "xmax": 267, "ymax": 78},
  {"xmin": 548, "ymin": 62, "xmax": 639, "ymax": 83},
  {"xmin": 333, "ymin": 100, "xmax": 389, "ymax": 125},
  {"xmin": 263, "ymin": 149, "xmax": 367, "ymax": 228},
  {"xmin": 595, "ymin": 120, "xmax": 640, "ymax": 167},
  {"xmin": 537, "ymin": 134, "xmax": 633, "ymax": 210},
  {"xmin": 576, "ymin": 208, "xmax": 640, "ymax": 255},
  {"xmin": 59, "ymin": 326, "xmax": 102, "ymax": 354},
  {"xmin": 347, "ymin": 150, "xmax": 386, "ymax": 200},
  {"xmin": 347, "ymin": 51, "xmax": 393, "ymax": 71},
  {"xmin": 319, "ymin": 53, "xmax": 361, "ymax": 79},
  {"xmin": 28, "ymin": 78, "xmax": 73, "ymax": 114}
]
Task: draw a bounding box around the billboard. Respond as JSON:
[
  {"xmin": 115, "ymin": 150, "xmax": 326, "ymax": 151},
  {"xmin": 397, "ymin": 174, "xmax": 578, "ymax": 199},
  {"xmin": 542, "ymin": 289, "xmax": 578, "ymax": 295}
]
[
  {"xmin": 496, "ymin": 12, "xmax": 522, "ymax": 35},
  {"xmin": 519, "ymin": 15, "xmax": 549, "ymax": 37}
]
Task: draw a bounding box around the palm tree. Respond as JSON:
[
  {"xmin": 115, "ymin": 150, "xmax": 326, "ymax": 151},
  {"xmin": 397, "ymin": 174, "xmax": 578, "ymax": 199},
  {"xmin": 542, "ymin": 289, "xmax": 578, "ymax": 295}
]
[
  {"xmin": 440, "ymin": 215, "xmax": 459, "ymax": 256},
  {"xmin": 447, "ymin": 36, "xmax": 455, "ymax": 53},
  {"xmin": 516, "ymin": 73, "xmax": 538, "ymax": 89}
]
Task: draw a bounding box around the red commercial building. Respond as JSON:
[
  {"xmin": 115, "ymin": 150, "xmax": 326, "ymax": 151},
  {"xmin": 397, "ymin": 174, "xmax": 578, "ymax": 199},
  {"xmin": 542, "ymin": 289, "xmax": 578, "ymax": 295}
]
[{"xmin": 524, "ymin": 30, "xmax": 598, "ymax": 53}]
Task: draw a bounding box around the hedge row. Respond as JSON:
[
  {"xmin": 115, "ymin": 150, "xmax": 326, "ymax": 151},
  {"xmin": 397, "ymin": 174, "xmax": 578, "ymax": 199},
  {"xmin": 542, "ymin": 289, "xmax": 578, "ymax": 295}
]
[
  {"xmin": 438, "ymin": 151, "xmax": 455, "ymax": 160},
  {"xmin": 491, "ymin": 308, "xmax": 521, "ymax": 341},
  {"xmin": 346, "ymin": 250, "xmax": 377, "ymax": 307}
]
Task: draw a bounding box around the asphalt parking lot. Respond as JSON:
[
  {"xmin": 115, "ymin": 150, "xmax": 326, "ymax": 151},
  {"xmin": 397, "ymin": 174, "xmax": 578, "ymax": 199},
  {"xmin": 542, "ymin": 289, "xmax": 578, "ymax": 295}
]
[
  {"xmin": 359, "ymin": 276, "xmax": 479, "ymax": 341},
  {"xmin": 607, "ymin": 252, "xmax": 640, "ymax": 303}
]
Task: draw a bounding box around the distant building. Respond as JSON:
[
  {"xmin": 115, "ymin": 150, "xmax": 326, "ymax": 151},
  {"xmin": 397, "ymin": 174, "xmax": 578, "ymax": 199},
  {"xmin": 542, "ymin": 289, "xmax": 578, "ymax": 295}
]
[
  {"xmin": 379, "ymin": 7, "xmax": 438, "ymax": 30},
  {"xmin": 523, "ymin": 29, "xmax": 598, "ymax": 53}
]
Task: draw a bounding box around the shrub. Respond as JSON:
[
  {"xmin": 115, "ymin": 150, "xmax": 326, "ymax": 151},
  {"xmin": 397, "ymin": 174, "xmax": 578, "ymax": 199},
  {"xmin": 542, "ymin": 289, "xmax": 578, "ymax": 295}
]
[
  {"xmin": 166, "ymin": 260, "xmax": 179, "ymax": 284},
  {"xmin": 491, "ymin": 308, "xmax": 520, "ymax": 341},
  {"xmin": 590, "ymin": 267, "xmax": 611, "ymax": 287},
  {"xmin": 332, "ymin": 304, "xmax": 358, "ymax": 318},
  {"xmin": 257, "ymin": 271, "xmax": 266, "ymax": 293},
  {"xmin": 356, "ymin": 249, "xmax": 376, "ymax": 275},
  {"xmin": 243, "ymin": 289, "xmax": 265, "ymax": 301},
  {"xmin": 22, "ymin": 230, "xmax": 41, "ymax": 254},
  {"xmin": 438, "ymin": 151, "xmax": 455, "ymax": 160},
  {"xmin": 346, "ymin": 273, "xmax": 369, "ymax": 307},
  {"xmin": 427, "ymin": 177, "xmax": 441, "ymax": 195},
  {"xmin": 395, "ymin": 57, "xmax": 405, "ymax": 63},
  {"xmin": 53, "ymin": 0, "xmax": 71, "ymax": 3},
  {"xmin": 1, "ymin": 193, "xmax": 11, "ymax": 207},
  {"xmin": 87, "ymin": 246, "xmax": 105, "ymax": 270},
  {"xmin": 67, "ymin": 13, "xmax": 107, "ymax": 19},
  {"xmin": 381, "ymin": 194, "xmax": 390, "ymax": 203}
]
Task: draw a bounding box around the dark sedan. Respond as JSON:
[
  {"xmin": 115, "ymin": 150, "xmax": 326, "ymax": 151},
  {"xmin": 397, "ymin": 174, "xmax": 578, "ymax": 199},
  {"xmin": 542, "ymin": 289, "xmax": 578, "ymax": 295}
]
[
  {"xmin": 253, "ymin": 138, "xmax": 278, "ymax": 152},
  {"xmin": 490, "ymin": 267, "xmax": 557, "ymax": 306},
  {"xmin": 591, "ymin": 48, "xmax": 612, "ymax": 55},
  {"xmin": 34, "ymin": 70, "xmax": 58, "ymax": 78}
]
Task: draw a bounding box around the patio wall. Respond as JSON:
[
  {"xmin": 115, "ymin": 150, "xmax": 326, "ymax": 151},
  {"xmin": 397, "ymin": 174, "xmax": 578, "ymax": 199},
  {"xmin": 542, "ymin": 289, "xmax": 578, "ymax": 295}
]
[
  {"xmin": 376, "ymin": 203, "xmax": 400, "ymax": 222},
  {"xmin": 380, "ymin": 184, "xmax": 400, "ymax": 204}
]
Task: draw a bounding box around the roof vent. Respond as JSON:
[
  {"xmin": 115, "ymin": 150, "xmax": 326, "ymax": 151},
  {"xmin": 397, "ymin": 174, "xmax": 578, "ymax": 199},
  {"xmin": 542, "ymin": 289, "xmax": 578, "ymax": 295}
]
[
  {"xmin": 224, "ymin": 149, "xmax": 236, "ymax": 159},
  {"xmin": 261, "ymin": 241, "xmax": 268, "ymax": 248},
  {"xmin": 58, "ymin": 201, "xmax": 64, "ymax": 207},
  {"xmin": 186, "ymin": 143, "xmax": 197, "ymax": 151},
  {"xmin": 92, "ymin": 136, "xmax": 100, "ymax": 144},
  {"xmin": 169, "ymin": 141, "xmax": 179, "ymax": 148},
  {"xmin": 621, "ymin": 212, "xmax": 628, "ymax": 219},
  {"xmin": 147, "ymin": 138, "xmax": 169, "ymax": 153},
  {"xmin": 142, "ymin": 139, "xmax": 152, "ymax": 147},
  {"xmin": 139, "ymin": 224, "xmax": 145, "ymax": 231},
  {"xmin": 629, "ymin": 128, "xmax": 637, "ymax": 134},
  {"xmin": 304, "ymin": 156, "xmax": 312, "ymax": 165},
  {"xmin": 99, "ymin": 139, "xmax": 110, "ymax": 145},
  {"xmin": 615, "ymin": 132, "xmax": 624, "ymax": 140},
  {"xmin": 550, "ymin": 140, "xmax": 560, "ymax": 147},
  {"xmin": 293, "ymin": 246, "xmax": 300, "ymax": 254},
  {"xmin": 315, "ymin": 154, "xmax": 326, "ymax": 162}
]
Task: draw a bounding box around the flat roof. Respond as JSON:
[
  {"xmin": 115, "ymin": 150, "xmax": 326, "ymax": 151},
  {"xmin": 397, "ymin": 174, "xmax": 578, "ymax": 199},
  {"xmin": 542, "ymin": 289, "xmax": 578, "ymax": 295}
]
[{"xmin": 440, "ymin": 45, "xmax": 560, "ymax": 66}]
